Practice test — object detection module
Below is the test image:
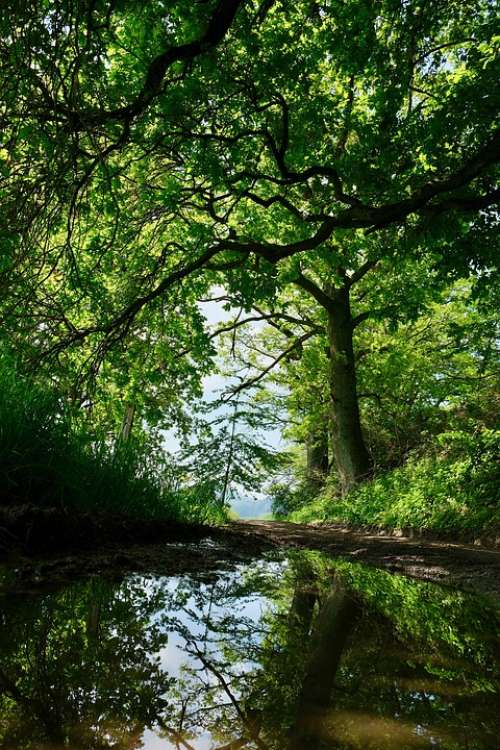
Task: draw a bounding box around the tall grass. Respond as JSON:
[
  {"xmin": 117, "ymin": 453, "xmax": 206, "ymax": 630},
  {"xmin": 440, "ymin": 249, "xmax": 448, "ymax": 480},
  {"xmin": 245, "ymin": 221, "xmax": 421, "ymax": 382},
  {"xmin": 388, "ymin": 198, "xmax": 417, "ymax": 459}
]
[{"xmin": 0, "ymin": 365, "xmax": 223, "ymax": 524}]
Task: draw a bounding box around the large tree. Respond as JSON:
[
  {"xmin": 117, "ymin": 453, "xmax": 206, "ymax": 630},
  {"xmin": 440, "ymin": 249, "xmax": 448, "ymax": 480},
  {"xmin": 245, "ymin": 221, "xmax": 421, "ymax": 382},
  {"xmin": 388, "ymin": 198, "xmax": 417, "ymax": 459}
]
[{"xmin": 0, "ymin": 0, "xmax": 498, "ymax": 486}]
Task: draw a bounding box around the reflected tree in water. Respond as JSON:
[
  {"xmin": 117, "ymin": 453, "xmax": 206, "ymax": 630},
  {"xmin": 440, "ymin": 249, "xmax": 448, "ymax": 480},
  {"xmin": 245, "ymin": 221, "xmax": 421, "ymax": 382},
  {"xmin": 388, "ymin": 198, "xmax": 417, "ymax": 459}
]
[{"xmin": 1, "ymin": 554, "xmax": 500, "ymax": 749}]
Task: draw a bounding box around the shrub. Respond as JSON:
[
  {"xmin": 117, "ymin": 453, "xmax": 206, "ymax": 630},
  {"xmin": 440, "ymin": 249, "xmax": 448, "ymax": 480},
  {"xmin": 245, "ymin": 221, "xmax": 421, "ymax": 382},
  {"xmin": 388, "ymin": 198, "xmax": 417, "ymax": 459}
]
[{"xmin": 289, "ymin": 429, "xmax": 500, "ymax": 537}]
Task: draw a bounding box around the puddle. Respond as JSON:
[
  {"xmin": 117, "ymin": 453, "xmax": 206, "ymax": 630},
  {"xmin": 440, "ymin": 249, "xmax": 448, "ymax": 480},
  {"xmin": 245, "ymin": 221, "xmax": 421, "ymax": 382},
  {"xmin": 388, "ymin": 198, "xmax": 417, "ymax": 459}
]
[{"xmin": 0, "ymin": 549, "xmax": 499, "ymax": 748}]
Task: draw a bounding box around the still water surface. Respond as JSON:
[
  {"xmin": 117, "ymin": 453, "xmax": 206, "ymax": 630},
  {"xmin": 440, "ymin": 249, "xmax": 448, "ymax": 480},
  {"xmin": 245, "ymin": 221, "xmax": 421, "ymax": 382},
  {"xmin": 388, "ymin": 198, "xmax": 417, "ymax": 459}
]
[{"xmin": 1, "ymin": 549, "xmax": 499, "ymax": 749}]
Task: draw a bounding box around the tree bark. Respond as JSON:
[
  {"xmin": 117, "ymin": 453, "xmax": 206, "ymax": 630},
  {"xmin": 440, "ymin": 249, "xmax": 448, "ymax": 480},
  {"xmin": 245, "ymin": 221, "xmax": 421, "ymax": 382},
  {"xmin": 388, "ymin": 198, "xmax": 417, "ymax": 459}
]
[
  {"xmin": 327, "ymin": 286, "xmax": 371, "ymax": 493},
  {"xmin": 306, "ymin": 427, "xmax": 329, "ymax": 488},
  {"xmin": 118, "ymin": 402, "xmax": 135, "ymax": 443}
]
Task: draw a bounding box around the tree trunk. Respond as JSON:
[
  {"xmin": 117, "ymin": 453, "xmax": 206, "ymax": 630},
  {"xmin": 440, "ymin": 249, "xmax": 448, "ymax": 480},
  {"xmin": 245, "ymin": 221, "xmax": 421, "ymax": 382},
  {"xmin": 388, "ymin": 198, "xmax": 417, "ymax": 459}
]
[
  {"xmin": 327, "ymin": 287, "xmax": 371, "ymax": 493},
  {"xmin": 306, "ymin": 427, "xmax": 329, "ymax": 488},
  {"xmin": 118, "ymin": 402, "xmax": 135, "ymax": 443},
  {"xmin": 288, "ymin": 578, "xmax": 361, "ymax": 750}
]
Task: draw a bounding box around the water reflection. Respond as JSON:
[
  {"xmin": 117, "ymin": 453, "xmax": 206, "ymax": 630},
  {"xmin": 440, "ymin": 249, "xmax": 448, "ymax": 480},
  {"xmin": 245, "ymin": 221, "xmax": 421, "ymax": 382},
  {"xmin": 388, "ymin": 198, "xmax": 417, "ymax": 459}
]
[{"xmin": 0, "ymin": 552, "xmax": 499, "ymax": 749}]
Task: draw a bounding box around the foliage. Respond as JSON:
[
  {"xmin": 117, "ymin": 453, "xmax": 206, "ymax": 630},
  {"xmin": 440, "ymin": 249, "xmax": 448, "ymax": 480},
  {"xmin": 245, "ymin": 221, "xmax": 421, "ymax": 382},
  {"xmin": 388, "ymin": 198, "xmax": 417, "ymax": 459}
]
[
  {"xmin": 289, "ymin": 428, "xmax": 500, "ymax": 536},
  {"xmin": 0, "ymin": 356, "xmax": 224, "ymax": 524},
  {"xmin": 0, "ymin": 0, "xmax": 498, "ymax": 517},
  {"xmin": 176, "ymin": 400, "xmax": 285, "ymax": 507},
  {"xmin": 1, "ymin": 0, "xmax": 498, "ymax": 394}
]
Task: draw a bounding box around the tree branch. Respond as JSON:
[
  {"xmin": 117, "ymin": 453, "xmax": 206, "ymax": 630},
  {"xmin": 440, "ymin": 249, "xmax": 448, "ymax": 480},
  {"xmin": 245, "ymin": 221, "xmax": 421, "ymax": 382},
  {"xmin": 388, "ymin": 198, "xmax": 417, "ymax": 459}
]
[
  {"xmin": 351, "ymin": 310, "xmax": 372, "ymax": 328},
  {"xmin": 222, "ymin": 331, "xmax": 314, "ymax": 400},
  {"xmin": 49, "ymin": 0, "xmax": 247, "ymax": 129},
  {"xmin": 39, "ymin": 135, "xmax": 500, "ymax": 360},
  {"xmin": 294, "ymin": 273, "xmax": 335, "ymax": 312},
  {"xmin": 347, "ymin": 259, "xmax": 378, "ymax": 286},
  {"xmin": 414, "ymin": 38, "xmax": 475, "ymax": 65}
]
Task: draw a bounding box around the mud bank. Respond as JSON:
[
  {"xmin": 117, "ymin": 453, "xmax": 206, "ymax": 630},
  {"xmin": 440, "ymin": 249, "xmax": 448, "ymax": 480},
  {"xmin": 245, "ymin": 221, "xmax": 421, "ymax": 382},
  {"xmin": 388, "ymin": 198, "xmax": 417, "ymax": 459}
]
[{"xmin": 2, "ymin": 507, "xmax": 500, "ymax": 598}]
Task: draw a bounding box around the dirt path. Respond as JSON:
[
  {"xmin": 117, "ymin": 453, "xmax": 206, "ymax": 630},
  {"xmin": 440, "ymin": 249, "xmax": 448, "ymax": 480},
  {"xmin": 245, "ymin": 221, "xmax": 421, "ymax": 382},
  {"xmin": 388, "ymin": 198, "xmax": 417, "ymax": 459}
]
[
  {"xmin": 229, "ymin": 520, "xmax": 500, "ymax": 597},
  {"xmin": 3, "ymin": 509, "xmax": 500, "ymax": 599}
]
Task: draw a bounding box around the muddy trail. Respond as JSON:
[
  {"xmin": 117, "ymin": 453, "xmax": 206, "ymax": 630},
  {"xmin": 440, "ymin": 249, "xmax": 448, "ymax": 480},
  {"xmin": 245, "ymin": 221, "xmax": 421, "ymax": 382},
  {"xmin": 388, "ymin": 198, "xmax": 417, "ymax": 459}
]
[
  {"xmin": 2, "ymin": 506, "xmax": 500, "ymax": 598},
  {"xmin": 230, "ymin": 520, "xmax": 500, "ymax": 597}
]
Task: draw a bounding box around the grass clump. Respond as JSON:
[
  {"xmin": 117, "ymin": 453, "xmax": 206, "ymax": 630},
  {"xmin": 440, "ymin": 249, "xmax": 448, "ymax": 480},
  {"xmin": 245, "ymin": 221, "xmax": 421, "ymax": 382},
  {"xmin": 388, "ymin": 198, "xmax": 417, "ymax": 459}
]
[
  {"xmin": 288, "ymin": 429, "xmax": 500, "ymax": 538},
  {"xmin": 0, "ymin": 365, "xmax": 224, "ymax": 525}
]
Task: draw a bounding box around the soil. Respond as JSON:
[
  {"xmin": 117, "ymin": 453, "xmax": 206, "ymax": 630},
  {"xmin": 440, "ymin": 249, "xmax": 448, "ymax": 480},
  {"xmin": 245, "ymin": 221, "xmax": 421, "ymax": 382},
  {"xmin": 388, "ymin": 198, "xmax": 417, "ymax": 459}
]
[
  {"xmin": 229, "ymin": 520, "xmax": 500, "ymax": 598},
  {"xmin": 0, "ymin": 503, "xmax": 217, "ymax": 554},
  {"xmin": 0, "ymin": 505, "xmax": 272, "ymax": 594},
  {"xmin": 2, "ymin": 506, "xmax": 500, "ymax": 598}
]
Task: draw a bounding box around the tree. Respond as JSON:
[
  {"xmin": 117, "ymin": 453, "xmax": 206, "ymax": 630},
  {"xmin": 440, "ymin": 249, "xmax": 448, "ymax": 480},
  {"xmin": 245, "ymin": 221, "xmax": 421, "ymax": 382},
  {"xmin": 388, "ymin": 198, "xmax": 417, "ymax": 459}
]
[
  {"xmin": 217, "ymin": 268, "xmax": 498, "ymax": 501},
  {"xmin": 0, "ymin": 0, "xmax": 498, "ymax": 488}
]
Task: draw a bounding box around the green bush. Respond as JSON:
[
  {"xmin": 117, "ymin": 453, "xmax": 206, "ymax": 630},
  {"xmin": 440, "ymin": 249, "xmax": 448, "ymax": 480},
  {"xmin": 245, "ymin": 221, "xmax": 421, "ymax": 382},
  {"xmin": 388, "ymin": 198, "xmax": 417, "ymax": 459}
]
[
  {"xmin": 0, "ymin": 363, "xmax": 224, "ymax": 525},
  {"xmin": 289, "ymin": 429, "xmax": 500, "ymax": 537}
]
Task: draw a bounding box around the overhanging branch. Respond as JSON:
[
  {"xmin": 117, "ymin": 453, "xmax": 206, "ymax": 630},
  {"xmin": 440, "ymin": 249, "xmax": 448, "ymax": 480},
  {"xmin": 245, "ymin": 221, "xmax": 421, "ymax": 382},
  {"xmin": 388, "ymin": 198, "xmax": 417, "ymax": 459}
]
[
  {"xmin": 222, "ymin": 330, "xmax": 314, "ymax": 401},
  {"xmin": 45, "ymin": 0, "xmax": 247, "ymax": 130}
]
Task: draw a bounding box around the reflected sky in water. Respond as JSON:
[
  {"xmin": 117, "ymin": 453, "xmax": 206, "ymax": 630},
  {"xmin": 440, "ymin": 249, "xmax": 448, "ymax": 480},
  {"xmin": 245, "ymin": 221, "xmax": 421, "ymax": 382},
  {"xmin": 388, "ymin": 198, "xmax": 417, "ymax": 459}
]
[{"xmin": 0, "ymin": 551, "xmax": 499, "ymax": 749}]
